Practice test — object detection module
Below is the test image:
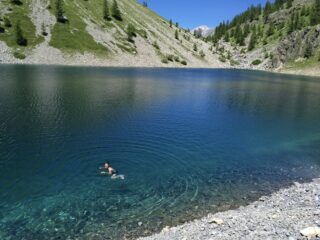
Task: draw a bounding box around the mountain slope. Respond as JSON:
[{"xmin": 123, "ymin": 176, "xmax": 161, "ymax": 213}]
[
  {"xmin": 206, "ymin": 0, "xmax": 320, "ymax": 75},
  {"xmin": 0, "ymin": 0, "xmax": 225, "ymax": 68}
]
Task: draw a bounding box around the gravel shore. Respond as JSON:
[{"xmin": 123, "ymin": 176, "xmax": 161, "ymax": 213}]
[{"xmin": 138, "ymin": 178, "xmax": 320, "ymax": 240}]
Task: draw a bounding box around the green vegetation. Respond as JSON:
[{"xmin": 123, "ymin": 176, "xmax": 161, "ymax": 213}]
[
  {"xmin": 126, "ymin": 23, "xmax": 136, "ymax": 43},
  {"xmin": 161, "ymin": 58, "xmax": 168, "ymax": 64},
  {"xmin": 310, "ymin": 0, "xmax": 320, "ymax": 26},
  {"xmin": 193, "ymin": 43, "xmax": 198, "ymax": 52},
  {"xmin": 181, "ymin": 60, "xmax": 187, "ymax": 65},
  {"xmin": 15, "ymin": 21, "xmax": 27, "ymax": 46},
  {"xmin": 152, "ymin": 41, "xmax": 160, "ymax": 50},
  {"xmin": 0, "ymin": 0, "xmax": 42, "ymax": 48},
  {"xmin": 112, "ymin": 0, "xmax": 122, "ymax": 21},
  {"xmin": 103, "ymin": 0, "xmax": 111, "ymax": 21},
  {"xmin": 252, "ymin": 59, "xmax": 262, "ymax": 65},
  {"xmin": 175, "ymin": 29, "xmax": 179, "ymax": 40},
  {"xmin": 49, "ymin": 0, "xmax": 107, "ymax": 54},
  {"xmin": 208, "ymin": 0, "xmax": 320, "ymax": 56},
  {"xmin": 13, "ymin": 51, "xmax": 26, "ymax": 59},
  {"xmin": 55, "ymin": 0, "xmax": 67, "ymax": 23}
]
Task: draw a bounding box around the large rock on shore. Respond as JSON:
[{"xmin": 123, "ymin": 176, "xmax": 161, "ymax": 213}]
[{"xmin": 300, "ymin": 227, "xmax": 320, "ymax": 238}]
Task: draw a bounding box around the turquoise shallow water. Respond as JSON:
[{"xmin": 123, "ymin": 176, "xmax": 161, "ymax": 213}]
[{"xmin": 1, "ymin": 65, "xmax": 320, "ymax": 239}]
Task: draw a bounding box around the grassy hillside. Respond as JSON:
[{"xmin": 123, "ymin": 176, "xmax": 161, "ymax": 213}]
[
  {"xmin": 0, "ymin": 0, "xmax": 43, "ymax": 57},
  {"xmin": 0, "ymin": 0, "xmax": 222, "ymax": 67}
]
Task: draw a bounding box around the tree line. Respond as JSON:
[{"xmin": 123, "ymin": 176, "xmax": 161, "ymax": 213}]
[{"xmin": 208, "ymin": 0, "xmax": 320, "ymax": 52}]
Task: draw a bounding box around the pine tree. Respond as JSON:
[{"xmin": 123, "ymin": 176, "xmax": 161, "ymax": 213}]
[
  {"xmin": 224, "ymin": 31, "xmax": 230, "ymax": 42},
  {"xmin": 310, "ymin": 0, "xmax": 320, "ymax": 26},
  {"xmin": 248, "ymin": 28, "xmax": 257, "ymax": 51},
  {"xmin": 263, "ymin": 1, "xmax": 272, "ymax": 23},
  {"xmin": 15, "ymin": 21, "xmax": 27, "ymax": 46},
  {"xmin": 287, "ymin": 13, "xmax": 295, "ymax": 34},
  {"xmin": 169, "ymin": 19, "xmax": 173, "ymax": 28},
  {"xmin": 175, "ymin": 29, "xmax": 179, "ymax": 40},
  {"xmin": 112, "ymin": 0, "xmax": 122, "ymax": 21},
  {"xmin": 287, "ymin": 0, "xmax": 293, "ymax": 9},
  {"xmin": 55, "ymin": 0, "xmax": 64, "ymax": 22},
  {"xmin": 103, "ymin": 0, "xmax": 111, "ymax": 21}
]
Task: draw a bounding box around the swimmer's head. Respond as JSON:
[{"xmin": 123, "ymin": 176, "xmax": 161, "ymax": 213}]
[{"xmin": 104, "ymin": 162, "xmax": 109, "ymax": 168}]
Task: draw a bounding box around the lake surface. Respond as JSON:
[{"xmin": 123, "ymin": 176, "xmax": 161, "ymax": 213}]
[{"xmin": 1, "ymin": 65, "xmax": 320, "ymax": 239}]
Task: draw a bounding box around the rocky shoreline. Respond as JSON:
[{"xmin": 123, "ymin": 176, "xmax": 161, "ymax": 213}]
[{"xmin": 138, "ymin": 178, "xmax": 320, "ymax": 240}]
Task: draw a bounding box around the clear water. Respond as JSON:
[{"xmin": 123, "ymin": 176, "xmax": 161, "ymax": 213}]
[{"xmin": 1, "ymin": 65, "xmax": 320, "ymax": 240}]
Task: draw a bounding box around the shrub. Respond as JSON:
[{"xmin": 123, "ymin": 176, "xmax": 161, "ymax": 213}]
[
  {"xmin": 11, "ymin": 0, "xmax": 23, "ymax": 5},
  {"xmin": 230, "ymin": 59, "xmax": 240, "ymax": 66},
  {"xmin": 181, "ymin": 60, "xmax": 187, "ymax": 65},
  {"xmin": 166, "ymin": 54, "xmax": 174, "ymax": 62},
  {"xmin": 161, "ymin": 58, "xmax": 168, "ymax": 64},
  {"xmin": 199, "ymin": 50, "xmax": 205, "ymax": 58},
  {"xmin": 174, "ymin": 56, "xmax": 180, "ymax": 62},
  {"xmin": 219, "ymin": 56, "xmax": 226, "ymax": 62},
  {"xmin": 252, "ymin": 59, "xmax": 262, "ymax": 65},
  {"xmin": 140, "ymin": 29, "xmax": 147, "ymax": 39},
  {"xmin": 4, "ymin": 17, "xmax": 12, "ymax": 28},
  {"xmin": 126, "ymin": 24, "xmax": 136, "ymax": 42},
  {"xmin": 152, "ymin": 41, "xmax": 160, "ymax": 50},
  {"xmin": 0, "ymin": 26, "xmax": 4, "ymax": 33},
  {"xmin": 193, "ymin": 43, "xmax": 198, "ymax": 52},
  {"xmin": 13, "ymin": 51, "xmax": 26, "ymax": 59}
]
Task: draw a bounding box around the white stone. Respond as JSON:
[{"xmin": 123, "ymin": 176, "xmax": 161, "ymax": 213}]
[
  {"xmin": 300, "ymin": 227, "xmax": 320, "ymax": 237},
  {"xmin": 208, "ymin": 218, "xmax": 224, "ymax": 225}
]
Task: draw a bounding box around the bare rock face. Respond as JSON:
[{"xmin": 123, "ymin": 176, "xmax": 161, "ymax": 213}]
[{"xmin": 272, "ymin": 26, "xmax": 320, "ymax": 68}]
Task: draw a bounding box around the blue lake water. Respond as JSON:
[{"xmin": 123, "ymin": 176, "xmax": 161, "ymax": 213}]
[{"xmin": 1, "ymin": 65, "xmax": 320, "ymax": 239}]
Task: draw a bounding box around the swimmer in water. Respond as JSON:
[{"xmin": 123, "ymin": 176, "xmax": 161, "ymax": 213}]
[{"xmin": 100, "ymin": 162, "xmax": 124, "ymax": 180}]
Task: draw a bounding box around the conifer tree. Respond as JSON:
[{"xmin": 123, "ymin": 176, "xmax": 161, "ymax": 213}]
[
  {"xmin": 224, "ymin": 32, "xmax": 230, "ymax": 42},
  {"xmin": 55, "ymin": 0, "xmax": 64, "ymax": 22},
  {"xmin": 310, "ymin": 0, "xmax": 320, "ymax": 26},
  {"xmin": 263, "ymin": 1, "xmax": 272, "ymax": 23},
  {"xmin": 287, "ymin": 13, "xmax": 295, "ymax": 34},
  {"xmin": 103, "ymin": 0, "xmax": 111, "ymax": 21},
  {"xmin": 248, "ymin": 28, "xmax": 257, "ymax": 51},
  {"xmin": 15, "ymin": 21, "xmax": 27, "ymax": 46},
  {"xmin": 169, "ymin": 19, "xmax": 173, "ymax": 28},
  {"xmin": 287, "ymin": 0, "xmax": 293, "ymax": 9},
  {"xmin": 112, "ymin": 0, "xmax": 122, "ymax": 21},
  {"xmin": 175, "ymin": 29, "xmax": 179, "ymax": 40}
]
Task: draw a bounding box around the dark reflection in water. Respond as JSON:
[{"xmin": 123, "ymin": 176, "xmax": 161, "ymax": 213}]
[{"xmin": 1, "ymin": 65, "xmax": 320, "ymax": 239}]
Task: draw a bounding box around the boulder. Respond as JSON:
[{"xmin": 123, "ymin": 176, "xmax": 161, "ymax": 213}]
[
  {"xmin": 208, "ymin": 218, "xmax": 224, "ymax": 225},
  {"xmin": 300, "ymin": 227, "xmax": 320, "ymax": 237}
]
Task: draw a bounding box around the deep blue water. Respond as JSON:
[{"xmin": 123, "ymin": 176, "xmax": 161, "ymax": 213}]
[{"xmin": 1, "ymin": 65, "xmax": 320, "ymax": 239}]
